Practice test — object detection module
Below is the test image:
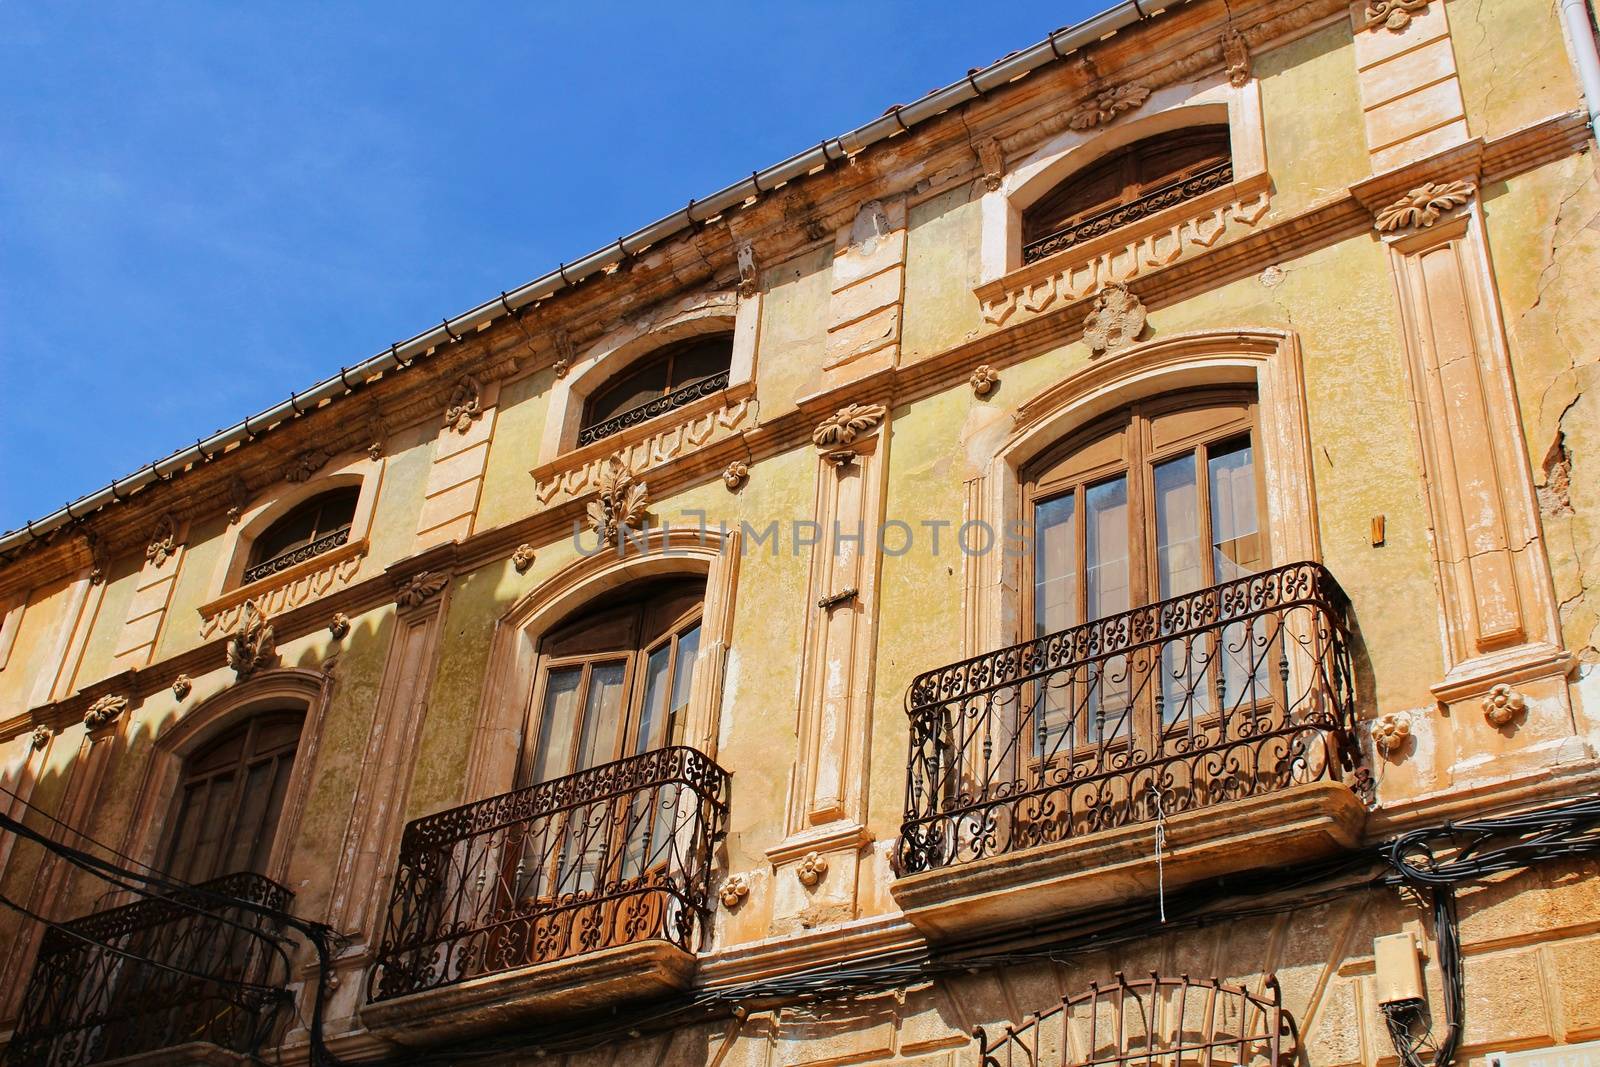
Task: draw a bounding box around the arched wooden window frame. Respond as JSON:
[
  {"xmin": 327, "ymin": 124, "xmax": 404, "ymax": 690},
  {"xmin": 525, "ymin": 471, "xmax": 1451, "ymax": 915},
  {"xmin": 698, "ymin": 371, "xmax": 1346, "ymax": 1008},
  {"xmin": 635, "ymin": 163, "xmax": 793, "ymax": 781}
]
[
  {"xmin": 241, "ymin": 486, "xmax": 361, "ymax": 585},
  {"xmin": 577, "ymin": 334, "xmax": 736, "ymax": 448},
  {"xmin": 979, "ymin": 82, "xmax": 1267, "ymax": 285},
  {"xmin": 115, "ymin": 669, "xmax": 332, "ymax": 892}
]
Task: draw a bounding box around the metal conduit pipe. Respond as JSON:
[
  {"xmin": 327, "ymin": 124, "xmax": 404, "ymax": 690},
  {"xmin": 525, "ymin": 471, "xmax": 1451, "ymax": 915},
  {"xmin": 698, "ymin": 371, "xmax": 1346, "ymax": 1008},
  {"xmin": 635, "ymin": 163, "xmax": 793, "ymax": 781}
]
[
  {"xmin": 1561, "ymin": 0, "xmax": 1600, "ymax": 130},
  {"xmin": 0, "ymin": 0, "xmax": 1162, "ymax": 560}
]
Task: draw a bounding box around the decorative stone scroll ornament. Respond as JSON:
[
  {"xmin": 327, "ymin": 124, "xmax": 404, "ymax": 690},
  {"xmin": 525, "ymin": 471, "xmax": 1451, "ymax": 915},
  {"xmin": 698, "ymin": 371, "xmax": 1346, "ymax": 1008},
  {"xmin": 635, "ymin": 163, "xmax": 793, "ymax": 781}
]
[
  {"xmin": 395, "ymin": 571, "xmax": 450, "ymax": 610},
  {"xmin": 1375, "ymin": 181, "xmax": 1475, "ymax": 232},
  {"xmin": 172, "ymin": 674, "xmax": 192, "ymax": 700},
  {"xmin": 1482, "ymin": 683, "xmax": 1528, "ymax": 728},
  {"xmin": 227, "ymin": 600, "xmax": 276, "ymax": 681},
  {"xmin": 284, "ymin": 448, "xmax": 332, "ymax": 484},
  {"xmin": 328, "ymin": 612, "xmax": 351, "ymax": 640},
  {"xmin": 722, "ymin": 461, "xmax": 749, "ymax": 491},
  {"xmin": 511, "ymin": 544, "xmax": 536, "ymax": 574},
  {"xmin": 1372, "ymin": 712, "xmax": 1411, "ymax": 756},
  {"xmin": 1083, "ymin": 283, "xmax": 1148, "ymax": 356},
  {"xmin": 975, "ymin": 137, "xmax": 1004, "ymax": 192},
  {"xmin": 1222, "ymin": 27, "xmax": 1251, "ymax": 87},
  {"xmin": 719, "ymin": 873, "xmax": 750, "ymax": 910},
  {"xmin": 366, "ymin": 416, "xmax": 387, "ymax": 462},
  {"xmin": 969, "ymin": 364, "xmax": 999, "ymax": 397},
  {"xmin": 145, "ymin": 514, "xmax": 180, "ymax": 568},
  {"xmin": 224, "ymin": 478, "xmax": 250, "ymax": 526},
  {"xmin": 444, "ymin": 374, "xmax": 484, "ymax": 434},
  {"xmin": 30, "ymin": 725, "xmax": 52, "ymax": 750},
  {"xmin": 586, "ymin": 460, "xmax": 649, "ymax": 547},
  {"xmin": 1366, "ymin": 0, "xmax": 1428, "ymax": 31},
  {"xmin": 1067, "ymin": 82, "xmax": 1151, "ymax": 130},
  {"xmin": 83, "ymin": 694, "xmax": 129, "ymax": 732},
  {"xmin": 812, "ymin": 402, "xmax": 888, "ymax": 451},
  {"xmin": 85, "ymin": 531, "xmax": 108, "ymax": 585},
  {"xmin": 551, "ymin": 328, "xmax": 575, "ymax": 378},
  {"xmin": 736, "ymin": 242, "xmax": 759, "ymax": 298}
]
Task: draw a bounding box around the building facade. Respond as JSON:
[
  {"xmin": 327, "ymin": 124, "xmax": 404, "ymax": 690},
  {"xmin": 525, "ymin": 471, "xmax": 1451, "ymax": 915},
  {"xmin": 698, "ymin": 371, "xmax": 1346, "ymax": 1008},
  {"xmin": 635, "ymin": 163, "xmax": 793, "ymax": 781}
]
[{"xmin": 3, "ymin": 0, "xmax": 1600, "ymax": 1064}]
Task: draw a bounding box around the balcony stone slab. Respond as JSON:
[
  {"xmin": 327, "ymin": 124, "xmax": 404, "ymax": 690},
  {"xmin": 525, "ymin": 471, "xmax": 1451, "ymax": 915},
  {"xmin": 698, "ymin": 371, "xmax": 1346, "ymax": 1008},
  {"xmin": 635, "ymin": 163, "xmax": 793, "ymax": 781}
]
[
  {"xmin": 359, "ymin": 939, "xmax": 695, "ymax": 1046},
  {"xmin": 891, "ymin": 779, "xmax": 1366, "ymax": 943}
]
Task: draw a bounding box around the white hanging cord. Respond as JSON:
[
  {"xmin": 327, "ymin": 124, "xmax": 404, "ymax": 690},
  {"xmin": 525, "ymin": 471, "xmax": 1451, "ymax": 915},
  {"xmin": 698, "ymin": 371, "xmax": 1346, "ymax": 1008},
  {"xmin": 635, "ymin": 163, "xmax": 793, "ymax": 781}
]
[{"xmin": 1150, "ymin": 782, "xmax": 1168, "ymax": 923}]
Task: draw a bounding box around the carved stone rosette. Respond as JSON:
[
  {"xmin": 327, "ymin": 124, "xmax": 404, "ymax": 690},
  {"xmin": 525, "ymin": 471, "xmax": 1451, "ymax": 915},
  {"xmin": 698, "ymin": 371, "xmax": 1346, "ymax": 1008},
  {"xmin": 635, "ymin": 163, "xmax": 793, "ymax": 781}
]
[
  {"xmin": 84, "ymin": 694, "xmax": 129, "ymax": 732},
  {"xmin": 1482, "ymin": 683, "xmax": 1527, "ymax": 728},
  {"xmin": 329, "ymin": 612, "xmax": 351, "ymax": 640},
  {"xmin": 395, "ymin": 571, "xmax": 450, "ymax": 610},
  {"xmin": 227, "ymin": 600, "xmax": 276, "ymax": 681},
  {"xmin": 30, "ymin": 725, "xmax": 52, "ymax": 750},
  {"xmin": 812, "ymin": 403, "xmax": 888, "ymax": 451},
  {"xmin": 444, "ymin": 375, "xmax": 484, "ymax": 434},
  {"xmin": 285, "ymin": 449, "xmax": 332, "ymax": 484},
  {"xmin": 969, "ymin": 365, "xmax": 999, "ymax": 397},
  {"xmin": 1372, "ymin": 712, "xmax": 1412, "ymax": 757},
  {"xmin": 586, "ymin": 460, "xmax": 649, "ymax": 546},
  {"xmin": 796, "ymin": 851, "xmax": 829, "ymax": 887},
  {"xmin": 722, "ymin": 461, "xmax": 749, "ymax": 491},
  {"xmin": 1375, "ymin": 181, "xmax": 1475, "ymax": 232},
  {"xmin": 1068, "ymin": 83, "xmax": 1151, "ymax": 130},
  {"xmin": 145, "ymin": 514, "xmax": 180, "ymax": 568},
  {"xmin": 1366, "ymin": 0, "xmax": 1428, "ymax": 31},
  {"xmin": 172, "ymin": 674, "xmax": 192, "ymax": 700},
  {"xmin": 1083, "ymin": 283, "xmax": 1148, "ymax": 356},
  {"xmin": 511, "ymin": 544, "xmax": 537, "ymax": 574},
  {"xmin": 719, "ymin": 873, "xmax": 750, "ymax": 910}
]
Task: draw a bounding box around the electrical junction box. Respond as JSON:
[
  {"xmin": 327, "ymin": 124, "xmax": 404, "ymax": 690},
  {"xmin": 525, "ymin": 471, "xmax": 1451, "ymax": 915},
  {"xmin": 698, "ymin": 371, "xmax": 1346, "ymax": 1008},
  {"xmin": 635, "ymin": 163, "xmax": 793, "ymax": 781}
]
[{"xmin": 1373, "ymin": 932, "xmax": 1425, "ymax": 1005}]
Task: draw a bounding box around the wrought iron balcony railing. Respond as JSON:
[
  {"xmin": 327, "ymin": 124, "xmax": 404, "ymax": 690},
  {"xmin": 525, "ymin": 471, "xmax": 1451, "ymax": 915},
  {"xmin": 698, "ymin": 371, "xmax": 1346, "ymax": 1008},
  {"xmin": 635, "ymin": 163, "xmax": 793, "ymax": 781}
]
[
  {"xmin": 368, "ymin": 745, "xmax": 730, "ymax": 1003},
  {"xmin": 1022, "ymin": 159, "xmax": 1235, "ymax": 264},
  {"xmin": 240, "ymin": 524, "xmax": 352, "ymax": 585},
  {"xmin": 897, "ymin": 561, "xmax": 1365, "ymax": 875},
  {"xmin": 576, "ymin": 370, "xmax": 730, "ymax": 448},
  {"xmin": 7, "ymin": 872, "xmax": 295, "ymax": 1067}
]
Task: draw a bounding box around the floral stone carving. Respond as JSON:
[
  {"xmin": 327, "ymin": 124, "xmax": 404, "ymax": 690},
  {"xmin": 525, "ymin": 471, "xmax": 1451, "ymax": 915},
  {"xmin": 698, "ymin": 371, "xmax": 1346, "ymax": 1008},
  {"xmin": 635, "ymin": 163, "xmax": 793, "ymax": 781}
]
[
  {"xmin": 172, "ymin": 674, "xmax": 192, "ymax": 700},
  {"xmin": 1083, "ymin": 283, "xmax": 1148, "ymax": 356},
  {"xmin": 969, "ymin": 365, "xmax": 999, "ymax": 397},
  {"xmin": 720, "ymin": 873, "xmax": 751, "ymax": 910},
  {"xmin": 395, "ymin": 571, "xmax": 450, "ymax": 610},
  {"xmin": 1483, "ymin": 683, "xmax": 1528, "ymax": 728},
  {"xmin": 722, "ymin": 461, "xmax": 749, "ymax": 491},
  {"xmin": 586, "ymin": 460, "xmax": 649, "ymax": 546},
  {"xmin": 30, "ymin": 725, "xmax": 52, "ymax": 750},
  {"xmin": 812, "ymin": 402, "xmax": 888, "ymax": 451},
  {"xmin": 511, "ymin": 544, "xmax": 537, "ymax": 574},
  {"xmin": 146, "ymin": 514, "xmax": 180, "ymax": 568},
  {"xmin": 444, "ymin": 374, "xmax": 484, "ymax": 434},
  {"xmin": 329, "ymin": 612, "xmax": 351, "ymax": 640},
  {"xmin": 1372, "ymin": 712, "xmax": 1411, "ymax": 756},
  {"xmin": 284, "ymin": 448, "xmax": 332, "ymax": 484},
  {"xmin": 227, "ymin": 600, "xmax": 276, "ymax": 681},
  {"xmin": 1068, "ymin": 83, "xmax": 1151, "ymax": 130},
  {"xmin": 1366, "ymin": 0, "xmax": 1428, "ymax": 31},
  {"xmin": 1375, "ymin": 181, "xmax": 1475, "ymax": 232},
  {"xmin": 84, "ymin": 694, "xmax": 129, "ymax": 732},
  {"xmin": 797, "ymin": 851, "xmax": 829, "ymax": 887},
  {"xmin": 1222, "ymin": 27, "xmax": 1250, "ymax": 87}
]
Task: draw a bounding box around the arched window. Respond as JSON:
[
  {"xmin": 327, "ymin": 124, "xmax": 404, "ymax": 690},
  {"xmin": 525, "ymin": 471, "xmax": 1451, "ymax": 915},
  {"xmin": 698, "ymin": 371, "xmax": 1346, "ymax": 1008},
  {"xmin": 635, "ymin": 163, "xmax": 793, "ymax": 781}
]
[
  {"xmin": 578, "ymin": 334, "xmax": 733, "ymax": 447},
  {"xmin": 242, "ymin": 487, "xmax": 359, "ymax": 585},
  {"xmin": 161, "ymin": 711, "xmax": 304, "ymax": 884},
  {"xmin": 522, "ymin": 578, "xmax": 704, "ymax": 786},
  {"xmin": 1025, "ymin": 388, "xmax": 1266, "ymax": 747},
  {"xmin": 1022, "ymin": 126, "xmax": 1232, "ymax": 263}
]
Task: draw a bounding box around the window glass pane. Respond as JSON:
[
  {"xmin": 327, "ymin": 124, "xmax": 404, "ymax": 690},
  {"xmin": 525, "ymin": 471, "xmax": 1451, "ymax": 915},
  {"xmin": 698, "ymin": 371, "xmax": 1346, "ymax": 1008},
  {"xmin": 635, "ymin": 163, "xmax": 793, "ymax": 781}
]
[
  {"xmin": 667, "ymin": 338, "xmax": 733, "ymax": 389},
  {"xmin": 574, "ymin": 662, "xmax": 627, "ymax": 772},
  {"xmin": 531, "ymin": 668, "xmax": 582, "ymax": 783},
  {"xmin": 588, "ymin": 361, "xmax": 670, "ymax": 423},
  {"xmin": 635, "ymin": 644, "xmax": 673, "ymax": 755},
  {"xmin": 667, "ymin": 624, "xmax": 700, "ymax": 746},
  {"xmin": 1033, "ymin": 494, "xmax": 1078, "ymax": 637},
  {"xmin": 1208, "ymin": 438, "xmax": 1261, "ymax": 581},
  {"xmin": 1154, "ymin": 453, "xmax": 1203, "ymax": 599},
  {"xmin": 1085, "ymin": 477, "xmax": 1129, "ymax": 620}
]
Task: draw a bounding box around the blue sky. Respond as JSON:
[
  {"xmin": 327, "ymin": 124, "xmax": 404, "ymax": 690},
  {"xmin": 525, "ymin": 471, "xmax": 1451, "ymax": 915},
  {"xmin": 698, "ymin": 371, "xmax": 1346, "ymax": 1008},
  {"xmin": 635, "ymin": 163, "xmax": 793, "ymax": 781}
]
[{"xmin": 1, "ymin": 2, "xmax": 1102, "ymax": 532}]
